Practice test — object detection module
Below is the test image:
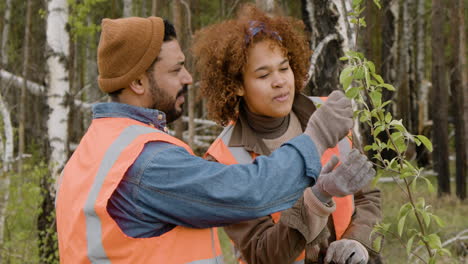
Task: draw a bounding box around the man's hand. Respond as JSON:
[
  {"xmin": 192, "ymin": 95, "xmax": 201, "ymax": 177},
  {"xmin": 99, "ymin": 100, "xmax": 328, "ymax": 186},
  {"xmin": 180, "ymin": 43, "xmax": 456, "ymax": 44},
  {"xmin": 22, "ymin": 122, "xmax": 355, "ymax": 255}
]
[
  {"xmin": 304, "ymin": 90, "xmax": 353, "ymax": 155},
  {"xmin": 325, "ymin": 239, "xmax": 369, "ymax": 264},
  {"xmin": 312, "ymin": 149, "xmax": 375, "ymax": 201}
]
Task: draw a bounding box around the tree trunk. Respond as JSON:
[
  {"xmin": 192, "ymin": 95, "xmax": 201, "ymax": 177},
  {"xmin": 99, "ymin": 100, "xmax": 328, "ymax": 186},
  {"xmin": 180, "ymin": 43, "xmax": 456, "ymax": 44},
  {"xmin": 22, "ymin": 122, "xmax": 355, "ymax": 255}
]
[
  {"xmin": 301, "ymin": 0, "xmax": 348, "ymax": 95},
  {"xmin": 431, "ymin": 0, "xmax": 450, "ymax": 195},
  {"xmin": 1, "ymin": 0, "xmax": 12, "ymax": 66},
  {"xmin": 415, "ymin": 0, "xmax": 427, "ymax": 135},
  {"xmin": 450, "ymin": 0, "xmax": 466, "ymax": 200},
  {"xmin": 172, "ymin": 0, "xmax": 185, "ymax": 140},
  {"xmin": 396, "ymin": 0, "xmax": 412, "ymax": 130},
  {"xmin": 18, "ymin": 0, "xmax": 33, "ymax": 175},
  {"xmin": 0, "ymin": 93, "xmax": 13, "ymax": 263},
  {"xmin": 256, "ymin": 0, "xmax": 276, "ymax": 13},
  {"xmin": 39, "ymin": 0, "xmax": 71, "ymax": 261},
  {"xmin": 461, "ymin": 0, "xmax": 468, "ymax": 197},
  {"xmin": 46, "ymin": 0, "xmax": 70, "ymax": 186},
  {"xmin": 152, "ymin": 0, "xmax": 158, "ymax": 16},
  {"xmin": 123, "ymin": 0, "xmax": 133, "ymax": 17}
]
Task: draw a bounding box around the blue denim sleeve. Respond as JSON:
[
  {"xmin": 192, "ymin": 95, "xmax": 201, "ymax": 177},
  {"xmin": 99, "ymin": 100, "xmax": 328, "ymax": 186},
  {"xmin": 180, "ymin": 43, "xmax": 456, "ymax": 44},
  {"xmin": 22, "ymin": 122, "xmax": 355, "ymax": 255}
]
[{"xmin": 108, "ymin": 134, "xmax": 321, "ymax": 237}]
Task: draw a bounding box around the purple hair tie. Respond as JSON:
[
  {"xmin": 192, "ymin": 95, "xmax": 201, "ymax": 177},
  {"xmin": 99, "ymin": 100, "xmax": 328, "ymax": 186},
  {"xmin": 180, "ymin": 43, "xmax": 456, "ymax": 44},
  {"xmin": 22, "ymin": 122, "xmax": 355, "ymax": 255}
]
[{"xmin": 245, "ymin": 20, "xmax": 282, "ymax": 45}]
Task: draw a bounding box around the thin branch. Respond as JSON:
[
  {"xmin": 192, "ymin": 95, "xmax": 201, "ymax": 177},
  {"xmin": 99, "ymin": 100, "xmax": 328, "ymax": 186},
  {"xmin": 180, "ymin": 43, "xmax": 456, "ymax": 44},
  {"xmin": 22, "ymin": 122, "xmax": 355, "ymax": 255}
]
[{"xmin": 306, "ymin": 34, "xmax": 339, "ymax": 84}]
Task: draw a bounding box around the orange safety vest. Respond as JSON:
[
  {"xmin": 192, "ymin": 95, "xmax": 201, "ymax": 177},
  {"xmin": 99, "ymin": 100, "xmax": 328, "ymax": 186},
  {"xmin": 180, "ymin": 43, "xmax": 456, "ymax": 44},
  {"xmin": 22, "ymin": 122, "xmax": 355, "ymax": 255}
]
[
  {"xmin": 205, "ymin": 96, "xmax": 354, "ymax": 264},
  {"xmin": 56, "ymin": 117, "xmax": 223, "ymax": 264}
]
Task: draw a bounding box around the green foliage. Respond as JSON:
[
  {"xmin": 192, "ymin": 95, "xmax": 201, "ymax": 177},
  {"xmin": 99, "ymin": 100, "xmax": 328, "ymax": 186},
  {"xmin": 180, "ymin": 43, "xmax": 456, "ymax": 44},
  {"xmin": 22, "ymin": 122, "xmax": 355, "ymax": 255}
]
[
  {"xmin": 1, "ymin": 160, "xmax": 48, "ymax": 263},
  {"xmin": 341, "ymin": 1, "xmax": 450, "ymax": 263},
  {"xmin": 68, "ymin": 0, "xmax": 108, "ymax": 40}
]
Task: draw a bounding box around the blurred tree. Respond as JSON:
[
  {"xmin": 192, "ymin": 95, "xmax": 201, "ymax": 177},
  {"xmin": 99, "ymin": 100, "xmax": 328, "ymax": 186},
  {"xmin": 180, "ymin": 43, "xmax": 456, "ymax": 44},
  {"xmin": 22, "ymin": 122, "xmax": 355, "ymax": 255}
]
[
  {"xmin": 450, "ymin": 0, "xmax": 466, "ymax": 200},
  {"xmin": 431, "ymin": 0, "xmax": 450, "ymax": 195}
]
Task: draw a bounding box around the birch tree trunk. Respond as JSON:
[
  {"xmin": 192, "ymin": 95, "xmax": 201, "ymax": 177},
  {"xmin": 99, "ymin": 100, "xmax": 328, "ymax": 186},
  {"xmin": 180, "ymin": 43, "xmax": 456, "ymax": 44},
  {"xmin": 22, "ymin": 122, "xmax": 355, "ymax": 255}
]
[
  {"xmin": 18, "ymin": 0, "xmax": 34, "ymax": 175},
  {"xmin": 301, "ymin": 0, "xmax": 352, "ymax": 95},
  {"xmin": 256, "ymin": 0, "xmax": 276, "ymax": 13},
  {"xmin": 396, "ymin": 0, "xmax": 412, "ymax": 130},
  {"xmin": 415, "ymin": 0, "xmax": 427, "ymax": 135},
  {"xmin": 0, "ymin": 93, "xmax": 13, "ymax": 263},
  {"xmin": 1, "ymin": 0, "xmax": 12, "ymax": 66},
  {"xmin": 450, "ymin": 0, "xmax": 466, "ymax": 200},
  {"xmin": 123, "ymin": 0, "xmax": 133, "ymax": 17},
  {"xmin": 431, "ymin": 0, "xmax": 450, "ymax": 195},
  {"xmin": 46, "ymin": 0, "xmax": 70, "ymax": 183}
]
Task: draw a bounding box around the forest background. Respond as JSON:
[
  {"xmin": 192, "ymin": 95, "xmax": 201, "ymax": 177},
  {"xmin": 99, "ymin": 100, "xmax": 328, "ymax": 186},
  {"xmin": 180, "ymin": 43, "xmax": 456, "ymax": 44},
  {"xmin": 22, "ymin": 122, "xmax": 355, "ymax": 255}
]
[{"xmin": 0, "ymin": 0, "xmax": 466, "ymax": 263}]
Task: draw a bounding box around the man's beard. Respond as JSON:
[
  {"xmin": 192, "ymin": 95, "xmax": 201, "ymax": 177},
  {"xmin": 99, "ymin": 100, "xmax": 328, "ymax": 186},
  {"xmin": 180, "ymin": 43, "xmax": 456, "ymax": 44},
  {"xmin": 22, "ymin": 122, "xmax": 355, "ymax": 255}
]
[{"xmin": 148, "ymin": 75, "xmax": 187, "ymax": 123}]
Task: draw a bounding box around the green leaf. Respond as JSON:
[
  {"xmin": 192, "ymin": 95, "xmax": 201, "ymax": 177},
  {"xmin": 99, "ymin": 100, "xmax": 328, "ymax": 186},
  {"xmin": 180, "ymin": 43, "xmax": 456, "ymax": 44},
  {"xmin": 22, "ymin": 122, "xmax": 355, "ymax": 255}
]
[
  {"xmin": 370, "ymin": 91, "xmax": 382, "ymax": 107},
  {"xmin": 366, "ymin": 61, "xmax": 376, "ymax": 73},
  {"xmin": 372, "ymin": 73, "xmax": 384, "ymax": 84},
  {"xmin": 390, "ymin": 120, "xmax": 407, "ymax": 133},
  {"xmin": 364, "ymin": 145, "xmax": 373, "ymax": 152},
  {"xmin": 346, "ymin": 86, "xmax": 360, "ymax": 99},
  {"xmin": 354, "ymin": 67, "xmax": 365, "ymax": 79},
  {"xmin": 364, "ymin": 67, "xmax": 371, "ymax": 88},
  {"xmin": 415, "ymin": 135, "xmax": 433, "ymax": 152},
  {"xmin": 385, "ymin": 112, "xmax": 392, "ymax": 123},
  {"xmin": 339, "ymin": 56, "xmax": 349, "ymax": 61},
  {"xmin": 374, "ymin": 125, "xmax": 385, "ymax": 137},
  {"xmin": 339, "ymin": 67, "xmax": 354, "ymax": 85},
  {"xmin": 422, "ymin": 211, "xmax": 431, "ymax": 227},
  {"xmin": 406, "ymin": 235, "xmax": 415, "ymax": 256},
  {"xmin": 429, "ymin": 257, "xmax": 436, "ymax": 264},
  {"xmin": 398, "ymin": 215, "xmax": 407, "ymax": 236},
  {"xmin": 422, "ymin": 177, "xmax": 435, "ymax": 193},
  {"xmin": 373, "ymin": 0, "xmax": 382, "ymax": 9},
  {"xmin": 381, "ymin": 83, "xmax": 396, "ymax": 91},
  {"xmin": 372, "ymin": 236, "xmax": 382, "ymax": 252},
  {"xmin": 426, "ymin": 234, "xmax": 442, "ymax": 249},
  {"xmin": 431, "ymin": 214, "xmax": 445, "ymax": 227},
  {"xmin": 398, "ymin": 203, "xmax": 412, "ymax": 219}
]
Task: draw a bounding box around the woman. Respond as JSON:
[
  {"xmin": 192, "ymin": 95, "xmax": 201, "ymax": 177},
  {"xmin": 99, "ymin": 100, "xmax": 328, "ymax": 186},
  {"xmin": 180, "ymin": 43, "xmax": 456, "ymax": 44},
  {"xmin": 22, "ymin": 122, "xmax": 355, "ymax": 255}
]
[{"xmin": 193, "ymin": 4, "xmax": 381, "ymax": 264}]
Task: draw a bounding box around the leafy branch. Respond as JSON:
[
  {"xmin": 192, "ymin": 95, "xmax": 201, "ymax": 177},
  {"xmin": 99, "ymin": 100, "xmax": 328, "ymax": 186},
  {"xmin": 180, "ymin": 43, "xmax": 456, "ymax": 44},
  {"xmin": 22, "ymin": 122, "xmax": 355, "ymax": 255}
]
[{"xmin": 339, "ymin": 1, "xmax": 450, "ymax": 263}]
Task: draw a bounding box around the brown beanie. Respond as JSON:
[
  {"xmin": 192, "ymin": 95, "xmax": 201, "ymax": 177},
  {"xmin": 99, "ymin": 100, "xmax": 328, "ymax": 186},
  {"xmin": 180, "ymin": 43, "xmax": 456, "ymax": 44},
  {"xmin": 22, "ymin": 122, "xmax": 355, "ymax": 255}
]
[{"xmin": 97, "ymin": 16, "xmax": 164, "ymax": 93}]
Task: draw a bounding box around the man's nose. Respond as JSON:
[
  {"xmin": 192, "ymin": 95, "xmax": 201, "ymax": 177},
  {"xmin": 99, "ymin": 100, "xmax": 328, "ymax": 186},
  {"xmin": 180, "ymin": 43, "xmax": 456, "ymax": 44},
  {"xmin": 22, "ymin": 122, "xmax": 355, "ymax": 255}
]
[{"xmin": 182, "ymin": 67, "xmax": 193, "ymax": 84}]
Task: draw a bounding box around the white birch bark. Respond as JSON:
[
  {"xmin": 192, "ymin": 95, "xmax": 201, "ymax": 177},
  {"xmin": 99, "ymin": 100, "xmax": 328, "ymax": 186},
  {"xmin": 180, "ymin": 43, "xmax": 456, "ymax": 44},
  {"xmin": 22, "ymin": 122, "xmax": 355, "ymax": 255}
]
[
  {"xmin": 46, "ymin": 0, "xmax": 70, "ymax": 183},
  {"xmin": 256, "ymin": 0, "xmax": 275, "ymax": 13},
  {"xmin": 123, "ymin": 0, "xmax": 133, "ymax": 17},
  {"xmin": 331, "ymin": 0, "xmax": 356, "ymax": 51},
  {"xmin": 416, "ymin": 0, "xmax": 427, "ymax": 134},
  {"xmin": 0, "ymin": 92, "xmax": 13, "ymax": 255},
  {"xmin": 1, "ymin": 0, "xmax": 12, "ymax": 66}
]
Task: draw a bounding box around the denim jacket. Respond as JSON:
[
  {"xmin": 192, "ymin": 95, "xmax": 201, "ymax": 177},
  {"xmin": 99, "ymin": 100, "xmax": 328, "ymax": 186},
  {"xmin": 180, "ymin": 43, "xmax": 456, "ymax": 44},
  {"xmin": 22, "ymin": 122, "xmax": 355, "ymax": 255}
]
[{"xmin": 96, "ymin": 102, "xmax": 322, "ymax": 238}]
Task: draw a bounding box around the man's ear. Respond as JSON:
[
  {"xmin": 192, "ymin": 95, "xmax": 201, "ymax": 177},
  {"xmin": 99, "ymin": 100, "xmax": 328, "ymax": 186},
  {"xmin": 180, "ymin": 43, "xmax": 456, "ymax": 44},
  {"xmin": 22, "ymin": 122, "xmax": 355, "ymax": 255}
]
[{"xmin": 128, "ymin": 74, "xmax": 147, "ymax": 95}]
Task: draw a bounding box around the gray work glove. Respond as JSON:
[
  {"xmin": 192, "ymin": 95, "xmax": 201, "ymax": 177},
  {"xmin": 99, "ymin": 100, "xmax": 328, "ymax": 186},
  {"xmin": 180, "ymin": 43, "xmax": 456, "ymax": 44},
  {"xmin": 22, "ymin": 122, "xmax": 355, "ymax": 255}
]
[
  {"xmin": 325, "ymin": 239, "xmax": 369, "ymax": 264},
  {"xmin": 311, "ymin": 149, "xmax": 375, "ymax": 201},
  {"xmin": 304, "ymin": 90, "xmax": 353, "ymax": 155}
]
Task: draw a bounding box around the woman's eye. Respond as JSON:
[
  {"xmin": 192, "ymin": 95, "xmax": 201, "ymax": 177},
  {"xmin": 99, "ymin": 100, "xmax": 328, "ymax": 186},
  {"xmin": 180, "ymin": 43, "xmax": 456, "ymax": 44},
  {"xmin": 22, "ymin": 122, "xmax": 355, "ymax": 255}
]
[
  {"xmin": 258, "ymin": 74, "xmax": 268, "ymax": 79},
  {"xmin": 280, "ymin": 67, "xmax": 289, "ymax": 71}
]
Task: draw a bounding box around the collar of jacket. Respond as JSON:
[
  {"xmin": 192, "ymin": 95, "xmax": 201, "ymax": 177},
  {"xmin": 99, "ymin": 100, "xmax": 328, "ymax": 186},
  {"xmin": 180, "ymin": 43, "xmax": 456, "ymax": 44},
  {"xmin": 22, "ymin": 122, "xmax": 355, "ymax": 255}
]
[
  {"xmin": 92, "ymin": 102, "xmax": 168, "ymax": 131},
  {"xmin": 228, "ymin": 93, "xmax": 317, "ymax": 156}
]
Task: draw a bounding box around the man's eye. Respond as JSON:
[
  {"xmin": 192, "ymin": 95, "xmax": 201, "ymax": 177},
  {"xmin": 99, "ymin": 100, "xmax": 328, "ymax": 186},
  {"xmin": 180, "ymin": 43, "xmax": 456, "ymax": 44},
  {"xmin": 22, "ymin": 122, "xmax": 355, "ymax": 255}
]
[
  {"xmin": 173, "ymin": 68, "xmax": 182, "ymax": 72},
  {"xmin": 258, "ymin": 74, "xmax": 268, "ymax": 79}
]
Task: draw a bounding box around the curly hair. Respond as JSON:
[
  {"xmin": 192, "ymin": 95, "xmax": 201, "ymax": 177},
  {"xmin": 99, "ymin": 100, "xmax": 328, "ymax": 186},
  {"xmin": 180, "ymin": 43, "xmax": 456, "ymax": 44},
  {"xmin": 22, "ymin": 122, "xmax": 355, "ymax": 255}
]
[{"xmin": 192, "ymin": 4, "xmax": 311, "ymax": 126}]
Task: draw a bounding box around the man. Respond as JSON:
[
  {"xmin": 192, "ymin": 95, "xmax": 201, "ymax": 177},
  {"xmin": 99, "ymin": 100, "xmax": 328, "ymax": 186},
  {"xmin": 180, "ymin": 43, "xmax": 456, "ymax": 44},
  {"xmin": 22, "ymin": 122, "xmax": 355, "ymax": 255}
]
[{"xmin": 55, "ymin": 17, "xmax": 361, "ymax": 264}]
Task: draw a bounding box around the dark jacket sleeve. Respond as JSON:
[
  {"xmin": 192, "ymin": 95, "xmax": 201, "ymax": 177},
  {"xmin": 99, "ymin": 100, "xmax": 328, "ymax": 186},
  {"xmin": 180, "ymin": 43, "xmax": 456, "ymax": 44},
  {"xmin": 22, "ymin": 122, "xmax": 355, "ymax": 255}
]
[
  {"xmin": 223, "ymin": 188, "xmax": 335, "ymax": 264},
  {"xmin": 341, "ymin": 185, "xmax": 382, "ymax": 255}
]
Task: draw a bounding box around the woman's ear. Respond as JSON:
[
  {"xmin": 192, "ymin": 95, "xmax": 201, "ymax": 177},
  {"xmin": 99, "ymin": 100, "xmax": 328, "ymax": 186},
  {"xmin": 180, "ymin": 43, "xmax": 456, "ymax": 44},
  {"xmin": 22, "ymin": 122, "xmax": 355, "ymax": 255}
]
[{"xmin": 236, "ymin": 86, "xmax": 245, "ymax": 96}]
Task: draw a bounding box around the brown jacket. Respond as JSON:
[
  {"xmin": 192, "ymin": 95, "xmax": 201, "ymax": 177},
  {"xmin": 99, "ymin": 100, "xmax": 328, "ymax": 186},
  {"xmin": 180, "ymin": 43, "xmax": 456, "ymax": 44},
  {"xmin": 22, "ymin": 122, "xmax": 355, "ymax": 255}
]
[{"xmin": 220, "ymin": 94, "xmax": 382, "ymax": 264}]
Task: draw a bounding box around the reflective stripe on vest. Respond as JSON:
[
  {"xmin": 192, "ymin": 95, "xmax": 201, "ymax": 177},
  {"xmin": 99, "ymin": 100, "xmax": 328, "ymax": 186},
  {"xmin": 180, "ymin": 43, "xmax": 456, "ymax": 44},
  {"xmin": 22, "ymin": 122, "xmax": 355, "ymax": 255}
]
[
  {"xmin": 206, "ymin": 96, "xmax": 354, "ymax": 264},
  {"xmin": 57, "ymin": 118, "xmax": 223, "ymax": 264}
]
